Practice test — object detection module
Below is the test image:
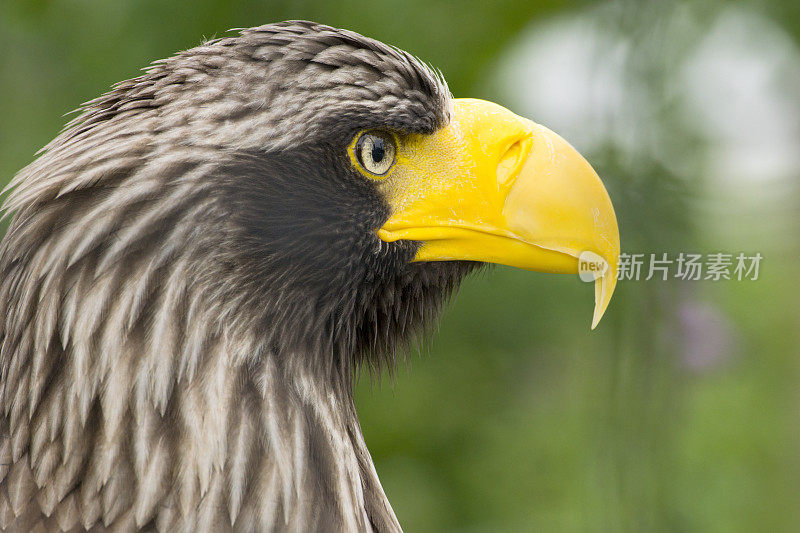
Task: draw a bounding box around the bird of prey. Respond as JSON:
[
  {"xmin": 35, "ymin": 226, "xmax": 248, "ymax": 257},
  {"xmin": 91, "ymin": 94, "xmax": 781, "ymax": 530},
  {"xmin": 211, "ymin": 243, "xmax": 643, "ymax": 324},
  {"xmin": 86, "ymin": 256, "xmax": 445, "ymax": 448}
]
[{"xmin": 0, "ymin": 21, "xmax": 619, "ymax": 532}]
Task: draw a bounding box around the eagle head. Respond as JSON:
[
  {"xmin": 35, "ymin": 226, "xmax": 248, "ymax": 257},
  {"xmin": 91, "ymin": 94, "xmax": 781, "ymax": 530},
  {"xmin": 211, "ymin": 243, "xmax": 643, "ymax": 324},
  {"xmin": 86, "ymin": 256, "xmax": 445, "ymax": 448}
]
[{"xmin": 0, "ymin": 21, "xmax": 619, "ymax": 531}]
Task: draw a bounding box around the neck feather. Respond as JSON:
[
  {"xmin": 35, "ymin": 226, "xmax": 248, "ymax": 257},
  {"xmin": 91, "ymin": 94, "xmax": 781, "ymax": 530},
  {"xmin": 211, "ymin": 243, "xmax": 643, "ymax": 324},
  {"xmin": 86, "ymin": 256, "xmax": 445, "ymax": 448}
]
[{"xmin": 0, "ymin": 298, "xmax": 401, "ymax": 530}]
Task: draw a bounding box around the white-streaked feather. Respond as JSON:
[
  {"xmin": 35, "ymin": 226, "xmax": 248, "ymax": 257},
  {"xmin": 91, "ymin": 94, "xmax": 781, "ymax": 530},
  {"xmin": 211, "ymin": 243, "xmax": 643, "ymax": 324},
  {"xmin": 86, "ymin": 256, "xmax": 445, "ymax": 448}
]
[{"xmin": 0, "ymin": 20, "xmax": 445, "ymax": 532}]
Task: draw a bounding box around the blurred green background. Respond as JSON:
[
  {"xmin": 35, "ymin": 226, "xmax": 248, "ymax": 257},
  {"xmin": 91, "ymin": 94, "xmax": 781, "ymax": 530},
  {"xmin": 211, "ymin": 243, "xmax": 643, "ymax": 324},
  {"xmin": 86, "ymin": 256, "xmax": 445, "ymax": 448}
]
[{"xmin": 2, "ymin": 0, "xmax": 799, "ymax": 531}]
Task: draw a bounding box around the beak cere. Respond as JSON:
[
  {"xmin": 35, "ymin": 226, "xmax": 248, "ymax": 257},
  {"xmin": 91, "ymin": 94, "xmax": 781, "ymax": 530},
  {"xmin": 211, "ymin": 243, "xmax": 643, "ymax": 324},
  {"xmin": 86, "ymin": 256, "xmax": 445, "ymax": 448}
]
[{"xmin": 377, "ymin": 98, "xmax": 621, "ymax": 328}]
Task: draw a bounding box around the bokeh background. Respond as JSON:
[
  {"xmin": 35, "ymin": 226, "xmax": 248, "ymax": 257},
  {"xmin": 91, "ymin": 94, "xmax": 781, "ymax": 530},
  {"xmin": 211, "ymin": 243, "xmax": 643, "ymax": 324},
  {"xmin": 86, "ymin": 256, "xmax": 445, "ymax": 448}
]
[{"xmin": 1, "ymin": 0, "xmax": 799, "ymax": 531}]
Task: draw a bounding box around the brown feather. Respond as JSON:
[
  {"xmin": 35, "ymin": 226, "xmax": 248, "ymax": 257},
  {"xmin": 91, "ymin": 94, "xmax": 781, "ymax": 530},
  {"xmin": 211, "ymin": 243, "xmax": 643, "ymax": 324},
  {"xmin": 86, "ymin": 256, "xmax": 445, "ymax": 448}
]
[{"xmin": 0, "ymin": 20, "xmax": 469, "ymax": 531}]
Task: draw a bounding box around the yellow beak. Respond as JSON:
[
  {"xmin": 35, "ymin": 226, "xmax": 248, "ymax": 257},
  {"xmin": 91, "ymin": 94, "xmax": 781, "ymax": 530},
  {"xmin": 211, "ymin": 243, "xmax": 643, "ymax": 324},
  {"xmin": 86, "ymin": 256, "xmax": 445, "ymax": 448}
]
[{"xmin": 376, "ymin": 98, "xmax": 620, "ymax": 329}]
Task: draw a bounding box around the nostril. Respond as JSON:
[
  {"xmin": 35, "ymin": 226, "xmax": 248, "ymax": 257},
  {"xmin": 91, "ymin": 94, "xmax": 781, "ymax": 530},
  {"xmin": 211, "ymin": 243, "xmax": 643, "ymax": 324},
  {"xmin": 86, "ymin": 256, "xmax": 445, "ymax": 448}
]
[{"xmin": 496, "ymin": 137, "xmax": 530, "ymax": 189}]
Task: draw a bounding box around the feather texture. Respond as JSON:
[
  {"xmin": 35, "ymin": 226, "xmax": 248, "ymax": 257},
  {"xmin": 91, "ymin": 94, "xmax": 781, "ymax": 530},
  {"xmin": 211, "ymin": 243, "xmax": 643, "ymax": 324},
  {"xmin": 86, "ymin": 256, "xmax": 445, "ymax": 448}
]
[{"xmin": 0, "ymin": 21, "xmax": 472, "ymax": 531}]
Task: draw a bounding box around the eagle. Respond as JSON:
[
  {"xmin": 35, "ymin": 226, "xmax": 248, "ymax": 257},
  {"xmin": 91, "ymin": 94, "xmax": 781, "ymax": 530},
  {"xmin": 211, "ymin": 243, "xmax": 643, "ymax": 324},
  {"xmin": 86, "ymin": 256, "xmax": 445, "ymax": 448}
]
[{"xmin": 0, "ymin": 21, "xmax": 619, "ymax": 532}]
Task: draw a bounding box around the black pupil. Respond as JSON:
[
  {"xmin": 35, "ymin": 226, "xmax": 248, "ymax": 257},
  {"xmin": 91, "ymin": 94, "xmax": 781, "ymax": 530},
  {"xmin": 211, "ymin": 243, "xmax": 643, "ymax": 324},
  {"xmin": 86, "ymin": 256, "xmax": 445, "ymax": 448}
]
[{"xmin": 370, "ymin": 137, "xmax": 385, "ymax": 163}]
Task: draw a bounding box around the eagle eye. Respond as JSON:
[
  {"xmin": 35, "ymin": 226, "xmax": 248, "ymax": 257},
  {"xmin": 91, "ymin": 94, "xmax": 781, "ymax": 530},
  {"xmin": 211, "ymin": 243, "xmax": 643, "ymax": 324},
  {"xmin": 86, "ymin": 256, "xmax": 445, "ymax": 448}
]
[{"xmin": 354, "ymin": 131, "xmax": 396, "ymax": 177}]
